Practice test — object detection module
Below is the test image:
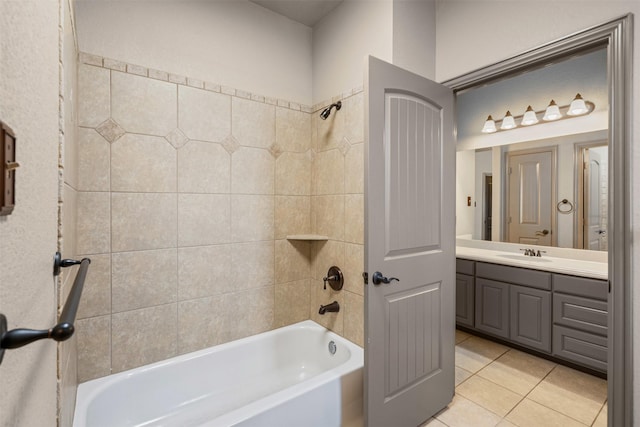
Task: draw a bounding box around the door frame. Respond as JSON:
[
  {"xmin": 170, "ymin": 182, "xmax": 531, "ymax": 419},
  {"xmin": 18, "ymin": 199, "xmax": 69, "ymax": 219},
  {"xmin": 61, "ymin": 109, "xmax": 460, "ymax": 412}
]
[
  {"xmin": 503, "ymin": 146, "xmax": 558, "ymax": 246},
  {"xmin": 574, "ymin": 140, "xmax": 608, "ymax": 249},
  {"xmin": 442, "ymin": 15, "xmax": 633, "ymax": 426}
]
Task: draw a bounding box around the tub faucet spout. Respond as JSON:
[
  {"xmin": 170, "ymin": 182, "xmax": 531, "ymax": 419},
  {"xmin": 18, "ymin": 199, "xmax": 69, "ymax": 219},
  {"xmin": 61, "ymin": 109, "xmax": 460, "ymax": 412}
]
[{"xmin": 319, "ymin": 301, "xmax": 340, "ymax": 315}]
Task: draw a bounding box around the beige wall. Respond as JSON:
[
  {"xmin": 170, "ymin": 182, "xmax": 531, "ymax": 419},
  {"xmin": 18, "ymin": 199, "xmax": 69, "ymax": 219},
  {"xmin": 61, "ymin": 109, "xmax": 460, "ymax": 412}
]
[
  {"xmin": 312, "ymin": 0, "xmax": 393, "ymax": 104},
  {"xmin": 0, "ymin": 1, "xmax": 62, "ymax": 426},
  {"xmin": 74, "ymin": 0, "xmax": 313, "ymax": 105}
]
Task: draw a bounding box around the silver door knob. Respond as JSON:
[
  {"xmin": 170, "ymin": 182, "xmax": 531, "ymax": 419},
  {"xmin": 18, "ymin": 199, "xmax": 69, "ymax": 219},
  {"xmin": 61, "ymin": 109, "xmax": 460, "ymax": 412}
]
[
  {"xmin": 597, "ymin": 230, "xmax": 607, "ymax": 235},
  {"xmin": 535, "ymin": 229, "xmax": 549, "ymax": 236},
  {"xmin": 372, "ymin": 272, "xmax": 399, "ymax": 285}
]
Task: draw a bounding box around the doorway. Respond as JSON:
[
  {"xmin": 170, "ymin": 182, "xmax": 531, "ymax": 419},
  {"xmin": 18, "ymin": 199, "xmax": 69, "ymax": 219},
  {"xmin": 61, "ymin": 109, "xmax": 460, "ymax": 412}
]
[
  {"xmin": 483, "ymin": 174, "xmax": 492, "ymax": 241},
  {"xmin": 443, "ymin": 15, "xmax": 633, "ymax": 426}
]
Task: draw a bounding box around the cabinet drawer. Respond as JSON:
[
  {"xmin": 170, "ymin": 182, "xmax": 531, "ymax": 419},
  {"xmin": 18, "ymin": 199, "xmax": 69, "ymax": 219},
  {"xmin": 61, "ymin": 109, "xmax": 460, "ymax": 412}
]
[
  {"xmin": 553, "ymin": 274, "xmax": 608, "ymax": 301},
  {"xmin": 553, "ymin": 325, "xmax": 607, "ymax": 372},
  {"xmin": 456, "ymin": 258, "xmax": 475, "ymax": 275},
  {"xmin": 476, "ymin": 262, "xmax": 551, "ymax": 290},
  {"xmin": 553, "ymin": 293, "xmax": 607, "ymax": 336}
]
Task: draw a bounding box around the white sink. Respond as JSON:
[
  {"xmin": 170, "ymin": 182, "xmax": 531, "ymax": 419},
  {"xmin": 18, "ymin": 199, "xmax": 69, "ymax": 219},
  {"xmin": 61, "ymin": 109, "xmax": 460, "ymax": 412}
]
[{"xmin": 497, "ymin": 254, "xmax": 552, "ymax": 263}]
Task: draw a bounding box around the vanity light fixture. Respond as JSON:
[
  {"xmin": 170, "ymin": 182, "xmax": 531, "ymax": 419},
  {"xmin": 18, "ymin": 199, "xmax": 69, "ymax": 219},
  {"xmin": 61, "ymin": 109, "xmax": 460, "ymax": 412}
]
[
  {"xmin": 521, "ymin": 105, "xmax": 539, "ymax": 126},
  {"xmin": 481, "ymin": 115, "xmax": 497, "ymax": 133},
  {"xmin": 542, "ymin": 99, "xmax": 562, "ymax": 121},
  {"xmin": 500, "ymin": 111, "xmax": 517, "ymax": 130},
  {"xmin": 567, "ymin": 93, "xmax": 589, "ymax": 116},
  {"xmin": 480, "ymin": 94, "xmax": 594, "ymax": 133}
]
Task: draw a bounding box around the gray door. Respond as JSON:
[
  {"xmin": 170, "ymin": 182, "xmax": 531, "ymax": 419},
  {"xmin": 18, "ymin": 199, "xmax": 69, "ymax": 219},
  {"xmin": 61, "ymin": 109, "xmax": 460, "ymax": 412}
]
[
  {"xmin": 364, "ymin": 56, "xmax": 455, "ymax": 427},
  {"xmin": 507, "ymin": 150, "xmax": 554, "ymax": 246}
]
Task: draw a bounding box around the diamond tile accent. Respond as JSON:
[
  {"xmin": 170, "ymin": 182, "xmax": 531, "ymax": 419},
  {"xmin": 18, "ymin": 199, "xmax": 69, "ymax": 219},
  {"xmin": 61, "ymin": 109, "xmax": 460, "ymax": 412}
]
[
  {"xmin": 96, "ymin": 118, "xmax": 125, "ymax": 143},
  {"xmin": 222, "ymin": 135, "xmax": 240, "ymax": 155},
  {"xmin": 165, "ymin": 128, "xmax": 189, "ymax": 149},
  {"xmin": 338, "ymin": 136, "xmax": 351, "ymax": 156},
  {"xmin": 269, "ymin": 143, "xmax": 283, "ymax": 159}
]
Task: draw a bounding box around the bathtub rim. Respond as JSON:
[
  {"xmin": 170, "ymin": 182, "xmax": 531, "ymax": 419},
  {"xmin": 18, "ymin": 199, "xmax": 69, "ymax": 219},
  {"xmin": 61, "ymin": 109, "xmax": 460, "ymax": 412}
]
[{"xmin": 73, "ymin": 320, "xmax": 364, "ymax": 427}]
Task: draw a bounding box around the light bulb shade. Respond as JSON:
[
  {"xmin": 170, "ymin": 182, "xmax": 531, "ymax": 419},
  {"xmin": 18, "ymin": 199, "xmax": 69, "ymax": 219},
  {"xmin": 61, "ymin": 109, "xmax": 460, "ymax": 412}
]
[
  {"xmin": 500, "ymin": 111, "xmax": 516, "ymax": 130},
  {"xmin": 521, "ymin": 105, "xmax": 539, "ymax": 126},
  {"xmin": 567, "ymin": 93, "xmax": 589, "ymax": 116},
  {"xmin": 542, "ymin": 100, "xmax": 562, "ymax": 121},
  {"xmin": 481, "ymin": 115, "xmax": 497, "ymax": 133}
]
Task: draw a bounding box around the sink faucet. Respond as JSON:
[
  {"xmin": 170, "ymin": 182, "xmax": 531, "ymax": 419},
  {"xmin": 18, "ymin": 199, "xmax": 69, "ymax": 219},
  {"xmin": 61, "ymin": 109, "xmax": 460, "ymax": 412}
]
[
  {"xmin": 520, "ymin": 248, "xmax": 547, "ymax": 257},
  {"xmin": 319, "ymin": 301, "xmax": 340, "ymax": 315}
]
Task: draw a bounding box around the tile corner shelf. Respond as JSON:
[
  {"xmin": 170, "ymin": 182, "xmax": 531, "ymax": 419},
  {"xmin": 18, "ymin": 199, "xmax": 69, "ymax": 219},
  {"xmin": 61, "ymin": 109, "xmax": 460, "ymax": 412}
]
[{"xmin": 286, "ymin": 234, "xmax": 329, "ymax": 241}]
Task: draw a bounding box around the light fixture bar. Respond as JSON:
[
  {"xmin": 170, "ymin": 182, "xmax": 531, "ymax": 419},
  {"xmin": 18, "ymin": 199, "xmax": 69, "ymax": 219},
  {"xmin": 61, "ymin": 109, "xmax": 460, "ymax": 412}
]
[{"xmin": 483, "ymin": 99, "xmax": 595, "ymax": 133}]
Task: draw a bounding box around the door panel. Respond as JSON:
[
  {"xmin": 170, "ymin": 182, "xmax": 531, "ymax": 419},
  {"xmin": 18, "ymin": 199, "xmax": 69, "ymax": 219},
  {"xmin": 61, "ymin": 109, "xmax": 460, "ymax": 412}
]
[
  {"xmin": 365, "ymin": 56, "xmax": 455, "ymax": 427},
  {"xmin": 507, "ymin": 150, "xmax": 554, "ymax": 246},
  {"xmin": 585, "ymin": 149, "xmax": 606, "ymax": 250},
  {"xmin": 386, "ymin": 93, "xmax": 441, "ymax": 256}
]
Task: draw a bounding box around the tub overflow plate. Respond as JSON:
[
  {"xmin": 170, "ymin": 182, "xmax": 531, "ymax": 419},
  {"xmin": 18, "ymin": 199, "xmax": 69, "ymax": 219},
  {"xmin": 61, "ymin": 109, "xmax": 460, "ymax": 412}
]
[{"xmin": 328, "ymin": 340, "xmax": 337, "ymax": 355}]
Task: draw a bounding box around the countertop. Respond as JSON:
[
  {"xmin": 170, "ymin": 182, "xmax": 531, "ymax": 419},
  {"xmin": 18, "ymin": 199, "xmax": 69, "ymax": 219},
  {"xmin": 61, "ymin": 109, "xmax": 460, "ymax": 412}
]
[{"xmin": 456, "ymin": 245, "xmax": 608, "ymax": 280}]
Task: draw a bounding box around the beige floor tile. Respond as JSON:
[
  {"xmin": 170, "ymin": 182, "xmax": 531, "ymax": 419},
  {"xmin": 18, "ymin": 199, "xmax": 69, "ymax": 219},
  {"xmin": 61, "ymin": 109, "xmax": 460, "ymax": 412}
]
[
  {"xmin": 456, "ymin": 375, "xmax": 523, "ymax": 417},
  {"xmin": 506, "ymin": 399, "xmax": 587, "ymax": 427},
  {"xmin": 435, "ymin": 394, "xmax": 502, "ymax": 427},
  {"xmin": 592, "ymin": 402, "xmax": 607, "ymax": 427},
  {"xmin": 420, "ymin": 417, "xmax": 448, "ymax": 426},
  {"xmin": 527, "ymin": 365, "xmax": 606, "ymax": 425},
  {"xmin": 455, "ymin": 336, "xmax": 509, "ymax": 373},
  {"xmin": 455, "ymin": 366, "xmax": 473, "ymax": 386},
  {"xmin": 455, "ymin": 329, "xmax": 472, "ymax": 344},
  {"xmin": 496, "ymin": 420, "xmax": 518, "ymax": 427},
  {"xmin": 477, "ymin": 349, "xmax": 556, "ymax": 395}
]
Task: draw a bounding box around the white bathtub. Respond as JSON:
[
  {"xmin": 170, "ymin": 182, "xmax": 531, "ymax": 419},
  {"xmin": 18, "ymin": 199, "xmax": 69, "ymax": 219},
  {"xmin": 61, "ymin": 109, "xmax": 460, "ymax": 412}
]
[{"xmin": 73, "ymin": 320, "xmax": 364, "ymax": 427}]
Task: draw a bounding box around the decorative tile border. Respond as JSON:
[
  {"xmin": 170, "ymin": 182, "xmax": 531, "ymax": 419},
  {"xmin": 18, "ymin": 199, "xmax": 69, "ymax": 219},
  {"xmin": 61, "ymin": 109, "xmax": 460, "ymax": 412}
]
[{"xmin": 79, "ymin": 51, "xmax": 362, "ymax": 115}]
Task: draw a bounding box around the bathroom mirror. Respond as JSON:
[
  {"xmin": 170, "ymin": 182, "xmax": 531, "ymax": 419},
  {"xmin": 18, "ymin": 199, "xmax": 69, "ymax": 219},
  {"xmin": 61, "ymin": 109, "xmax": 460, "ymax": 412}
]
[{"xmin": 455, "ymin": 47, "xmax": 609, "ymax": 250}]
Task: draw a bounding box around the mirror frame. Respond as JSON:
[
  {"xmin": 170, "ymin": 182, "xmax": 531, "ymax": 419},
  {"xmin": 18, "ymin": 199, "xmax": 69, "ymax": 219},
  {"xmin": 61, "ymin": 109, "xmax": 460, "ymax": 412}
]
[{"xmin": 443, "ymin": 15, "xmax": 633, "ymax": 426}]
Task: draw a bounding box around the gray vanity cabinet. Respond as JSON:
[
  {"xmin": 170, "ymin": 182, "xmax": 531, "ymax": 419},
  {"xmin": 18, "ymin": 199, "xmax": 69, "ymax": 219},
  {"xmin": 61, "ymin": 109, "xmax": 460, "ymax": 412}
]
[
  {"xmin": 455, "ymin": 259, "xmax": 475, "ymax": 327},
  {"xmin": 474, "ymin": 278, "xmax": 510, "ymax": 339},
  {"xmin": 460, "ymin": 260, "xmax": 552, "ymax": 353},
  {"xmin": 552, "ymin": 274, "xmax": 608, "ymax": 372},
  {"xmin": 455, "ymin": 258, "xmax": 608, "ymax": 373},
  {"xmin": 510, "ymin": 285, "xmax": 551, "ymax": 352}
]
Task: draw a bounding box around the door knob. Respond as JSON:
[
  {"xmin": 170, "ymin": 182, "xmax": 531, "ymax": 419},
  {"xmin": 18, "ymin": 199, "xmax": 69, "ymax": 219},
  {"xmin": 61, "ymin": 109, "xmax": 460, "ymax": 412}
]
[
  {"xmin": 535, "ymin": 229, "xmax": 549, "ymax": 236},
  {"xmin": 597, "ymin": 230, "xmax": 607, "ymax": 235},
  {"xmin": 372, "ymin": 271, "xmax": 399, "ymax": 285}
]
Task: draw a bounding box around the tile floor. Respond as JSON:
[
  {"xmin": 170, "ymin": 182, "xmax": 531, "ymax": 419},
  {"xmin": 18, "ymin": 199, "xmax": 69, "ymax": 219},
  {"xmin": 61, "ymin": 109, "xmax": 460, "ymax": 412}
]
[{"xmin": 421, "ymin": 329, "xmax": 608, "ymax": 427}]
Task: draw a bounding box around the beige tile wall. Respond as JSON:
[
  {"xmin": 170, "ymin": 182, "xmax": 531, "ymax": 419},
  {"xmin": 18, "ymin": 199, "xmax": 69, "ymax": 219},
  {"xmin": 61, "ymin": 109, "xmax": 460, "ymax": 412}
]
[
  {"xmin": 75, "ymin": 52, "xmax": 365, "ymax": 382},
  {"xmin": 310, "ymin": 91, "xmax": 365, "ymax": 347}
]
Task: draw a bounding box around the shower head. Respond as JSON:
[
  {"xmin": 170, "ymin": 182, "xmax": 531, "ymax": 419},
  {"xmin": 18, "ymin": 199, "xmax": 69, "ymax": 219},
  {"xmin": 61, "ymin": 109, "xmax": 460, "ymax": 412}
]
[{"xmin": 320, "ymin": 101, "xmax": 342, "ymax": 120}]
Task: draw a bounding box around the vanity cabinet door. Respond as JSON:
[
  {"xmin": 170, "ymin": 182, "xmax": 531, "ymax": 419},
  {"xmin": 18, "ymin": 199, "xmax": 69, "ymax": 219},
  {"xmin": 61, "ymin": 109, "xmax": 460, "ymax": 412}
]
[
  {"xmin": 510, "ymin": 285, "xmax": 551, "ymax": 352},
  {"xmin": 456, "ymin": 273, "xmax": 474, "ymax": 327},
  {"xmin": 475, "ymin": 278, "xmax": 509, "ymax": 339}
]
